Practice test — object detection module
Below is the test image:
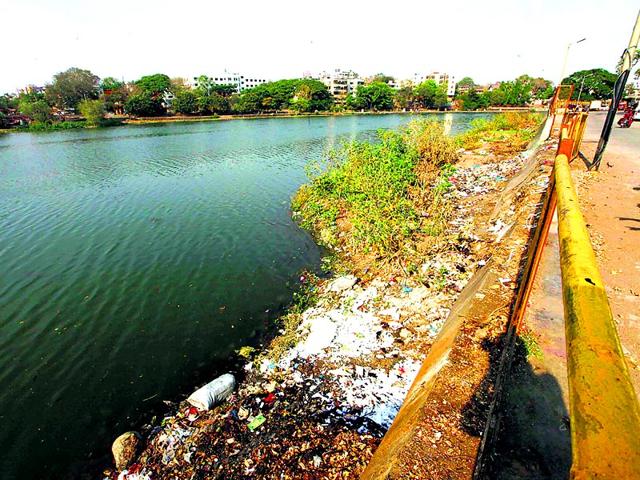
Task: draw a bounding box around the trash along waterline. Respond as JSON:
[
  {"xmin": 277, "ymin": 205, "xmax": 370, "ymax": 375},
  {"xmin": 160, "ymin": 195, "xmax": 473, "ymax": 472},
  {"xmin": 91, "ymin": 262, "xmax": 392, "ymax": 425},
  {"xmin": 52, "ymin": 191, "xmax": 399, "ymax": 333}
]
[{"xmin": 103, "ymin": 143, "xmax": 536, "ymax": 480}]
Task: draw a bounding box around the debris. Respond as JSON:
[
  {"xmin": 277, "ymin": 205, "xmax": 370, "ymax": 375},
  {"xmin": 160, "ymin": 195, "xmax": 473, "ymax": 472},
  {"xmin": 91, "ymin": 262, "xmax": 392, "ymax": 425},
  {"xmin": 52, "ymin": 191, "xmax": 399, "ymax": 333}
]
[
  {"xmin": 186, "ymin": 373, "xmax": 235, "ymax": 410},
  {"xmin": 328, "ymin": 275, "xmax": 358, "ymax": 292},
  {"xmin": 247, "ymin": 414, "xmax": 266, "ymax": 432}
]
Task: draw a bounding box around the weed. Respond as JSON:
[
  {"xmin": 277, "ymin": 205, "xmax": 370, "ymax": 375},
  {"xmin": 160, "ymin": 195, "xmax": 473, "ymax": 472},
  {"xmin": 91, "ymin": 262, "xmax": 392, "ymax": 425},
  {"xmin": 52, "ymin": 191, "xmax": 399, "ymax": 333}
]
[
  {"xmin": 292, "ymin": 120, "xmax": 459, "ymax": 271},
  {"xmin": 521, "ymin": 331, "xmax": 543, "ymax": 359},
  {"xmin": 456, "ymin": 112, "xmax": 544, "ymax": 155}
]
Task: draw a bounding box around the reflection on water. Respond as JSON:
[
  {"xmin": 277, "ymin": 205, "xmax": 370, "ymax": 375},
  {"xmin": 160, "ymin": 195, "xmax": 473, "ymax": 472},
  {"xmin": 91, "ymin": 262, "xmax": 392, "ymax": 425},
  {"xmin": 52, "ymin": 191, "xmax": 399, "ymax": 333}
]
[{"xmin": 0, "ymin": 112, "xmax": 492, "ymax": 478}]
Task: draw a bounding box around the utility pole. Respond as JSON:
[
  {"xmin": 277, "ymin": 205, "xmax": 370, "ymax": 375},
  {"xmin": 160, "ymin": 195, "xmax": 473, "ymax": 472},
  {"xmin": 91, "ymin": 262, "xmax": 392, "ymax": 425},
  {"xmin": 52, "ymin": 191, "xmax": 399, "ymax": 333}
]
[{"xmin": 593, "ymin": 9, "xmax": 640, "ymax": 170}]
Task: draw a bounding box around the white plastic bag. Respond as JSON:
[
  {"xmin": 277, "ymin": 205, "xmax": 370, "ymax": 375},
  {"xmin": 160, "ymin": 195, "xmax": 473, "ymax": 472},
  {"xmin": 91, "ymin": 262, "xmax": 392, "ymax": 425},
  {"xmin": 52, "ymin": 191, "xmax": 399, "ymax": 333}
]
[{"xmin": 187, "ymin": 373, "xmax": 235, "ymax": 410}]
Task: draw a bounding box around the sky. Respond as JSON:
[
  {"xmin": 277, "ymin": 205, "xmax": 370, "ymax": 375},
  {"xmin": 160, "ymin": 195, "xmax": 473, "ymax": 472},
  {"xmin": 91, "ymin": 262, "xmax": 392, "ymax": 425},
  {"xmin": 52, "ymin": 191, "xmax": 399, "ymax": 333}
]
[{"xmin": 1, "ymin": 0, "xmax": 638, "ymax": 93}]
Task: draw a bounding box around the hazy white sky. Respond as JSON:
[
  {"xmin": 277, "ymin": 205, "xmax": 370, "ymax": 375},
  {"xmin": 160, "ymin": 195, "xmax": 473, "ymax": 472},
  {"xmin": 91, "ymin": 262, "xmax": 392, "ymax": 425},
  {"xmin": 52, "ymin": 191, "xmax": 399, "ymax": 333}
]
[{"xmin": 1, "ymin": 0, "xmax": 638, "ymax": 93}]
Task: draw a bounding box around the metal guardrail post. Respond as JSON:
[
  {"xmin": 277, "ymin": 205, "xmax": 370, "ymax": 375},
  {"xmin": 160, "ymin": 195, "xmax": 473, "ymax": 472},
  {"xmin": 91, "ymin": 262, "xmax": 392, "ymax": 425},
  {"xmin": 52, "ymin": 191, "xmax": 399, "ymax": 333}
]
[{"xmin": 555, "ymin": 153, "xmax": 640, "ymax": 479}]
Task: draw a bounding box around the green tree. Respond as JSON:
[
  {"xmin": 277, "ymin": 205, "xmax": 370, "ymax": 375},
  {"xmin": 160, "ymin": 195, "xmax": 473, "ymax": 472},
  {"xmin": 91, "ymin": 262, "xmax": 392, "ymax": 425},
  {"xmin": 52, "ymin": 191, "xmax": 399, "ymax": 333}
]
[
  {"xmin": 102, "ymin": 87, "xmax": 129, "ymax": 114},
  {"xmin": 45, "ymin": 67, "xmax": 100, "ymax": 109},
  {"xmin": 529, "ymin": 77, "xmax": 554, "ymax": 99},
  {"xmin": 172, "ymin": 90, "xmax": 198, "ymax": 114},
  {"xmin": 78, "ymin": 99, "xmax": 105, "ymax": 126},
  {"xmin": 460, "ymin": 90, "xmax": 481, "ymax": 110},
  {"xmin": 434, "ymin": 82, "xmax": 449, "ymax": 109},
  {"xmin": 394, "ymin": 86, "xmax": 416, "ymax": 110},
  {"xmin": 345, "ymin": 92, "xmax": 363, "ymax": 110},
  {"xmin": 561, "ymin": 69, "xmax": 617, "ymax": 100},
  {"xmin": 135, "ymin": 74, "xmax": 171, "ymax": 95},
  {"xmin": 414, "ymin": 80, "xmax": 438, "ymax": 108},
  {"xmin": 352, "ymin": 82, "xmax": 395, "ymax": 110},
  {"xmin": 370, "ymin": 73, "xmax": 395, "ymax": 84},
  {"xmin": 19, "ymin": 99, "xmax": 53, "ymax": 123},
  {"xmin": 0, "ymin": 94, "xmax": 17, "ymax": 110},
  {"xmin": 194, "ymin": 75, "xmax": 216, "ymax": 96},
  {"xmin": 232, "ymin": 79, "xmax": 330, "ymax": 113},
  {"xmin": 197, "ymin": 92, "xmax": 229, "ymax": 114},
  {"xmin": 487, "ymin": 78, "xmax": 532, "ymax": 106},
  {"xmin": 100, "ymin": 77, "xmax": 124, "ymax": 92},
  {"xmin": 455, "ymin": 77, "xmax": 475, "ymax": 97},
  {"xmin": 125, "ymin": 92, "xmax": 165, "ymax": 116},
  {"xmin": 291, "ymin": 80, "xmax": 332, "ymax": 112}
]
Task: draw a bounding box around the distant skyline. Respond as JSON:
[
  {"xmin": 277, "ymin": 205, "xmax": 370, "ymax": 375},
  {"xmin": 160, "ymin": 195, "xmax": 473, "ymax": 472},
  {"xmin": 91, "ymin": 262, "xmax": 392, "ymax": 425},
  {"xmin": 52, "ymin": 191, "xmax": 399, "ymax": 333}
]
[{"xmin": 1, "ymin": 0, "xmax": 638, "ymax": 93}]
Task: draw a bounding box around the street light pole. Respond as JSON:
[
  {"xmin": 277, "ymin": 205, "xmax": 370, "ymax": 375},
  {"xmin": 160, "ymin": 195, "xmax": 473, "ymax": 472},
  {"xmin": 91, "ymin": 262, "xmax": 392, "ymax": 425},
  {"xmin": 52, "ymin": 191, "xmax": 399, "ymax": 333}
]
[
  {"xmin": 593, "ymin": 9, "xmax": 640, "ymax": 170},
  {"xmin": 559, "ymin": 37, "xmax": 586, "ymax": 85}
]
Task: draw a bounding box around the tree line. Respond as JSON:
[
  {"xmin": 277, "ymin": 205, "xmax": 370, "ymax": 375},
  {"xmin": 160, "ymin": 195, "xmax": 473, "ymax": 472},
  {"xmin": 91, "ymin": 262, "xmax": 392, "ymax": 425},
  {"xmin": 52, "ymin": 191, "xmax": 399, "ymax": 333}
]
[{"xmin": 0, "ymin": 66, "xmax": 625, "ymax": 129}]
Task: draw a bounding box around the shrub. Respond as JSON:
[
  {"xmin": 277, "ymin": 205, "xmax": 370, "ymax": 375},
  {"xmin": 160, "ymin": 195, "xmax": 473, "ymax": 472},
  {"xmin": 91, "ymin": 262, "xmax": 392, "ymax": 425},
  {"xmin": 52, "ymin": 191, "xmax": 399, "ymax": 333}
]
[
  {"xmin": 19, "ymin": 99, "xmax": 53, "ymax": 123},
  {"xmin": 292, "ymin": 120, "xmax": 459, "ymax": 262},
  {"xmin": 456, "ymin": 112, "xmax": 543, "ymax": 153},
  {"xmin": 78, "ymin": 99, "xmax": 105, "ymax": 126},
  {"xmin": 125, "ymin": 92, "xmax": 165, "ymax": 116},
  {"xmin": 172, "ymin": 90, "xmax": 198, "ymax": 114}
]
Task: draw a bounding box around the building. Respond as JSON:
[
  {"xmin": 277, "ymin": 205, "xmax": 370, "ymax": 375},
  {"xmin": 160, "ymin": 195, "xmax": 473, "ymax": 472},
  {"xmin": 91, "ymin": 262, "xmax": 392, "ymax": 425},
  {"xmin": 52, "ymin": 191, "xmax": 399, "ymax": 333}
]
[
  {"xmin": 18, "ymin": 85, "xmax": 45, "ymax": 95},
  {"xmin": 318, "ymin": 69, "xmax": 364, "ymax": 98},
  {"xmin": 191, "ymin": 71, "xmax": 268, "ymax": 93},
  {"xmin": 412, "ymin": 72, "xmax": 456, "ymax": 97}
]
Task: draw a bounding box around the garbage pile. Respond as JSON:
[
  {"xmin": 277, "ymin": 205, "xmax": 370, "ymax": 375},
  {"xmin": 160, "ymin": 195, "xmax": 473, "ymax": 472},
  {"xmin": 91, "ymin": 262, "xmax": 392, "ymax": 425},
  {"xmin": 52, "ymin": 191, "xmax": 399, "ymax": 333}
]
[{"xmin": 450, "ymin": 153, "xmax": 528, "ymax": 198}]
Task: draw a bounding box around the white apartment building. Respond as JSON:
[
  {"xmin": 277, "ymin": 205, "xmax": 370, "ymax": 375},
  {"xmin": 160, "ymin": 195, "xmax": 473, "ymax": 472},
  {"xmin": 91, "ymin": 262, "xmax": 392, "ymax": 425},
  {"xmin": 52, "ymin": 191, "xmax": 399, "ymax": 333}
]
[
  {"xmin": 413, "ymin": 72, "xmax": 457, "ymax": 97},
  {"xmin": 191, "ymin": 71, "xmax": 268, "ymax": 93},
  {"xmin": 319, "ymin": 69, "xmax": 364, "ymax": 97}
]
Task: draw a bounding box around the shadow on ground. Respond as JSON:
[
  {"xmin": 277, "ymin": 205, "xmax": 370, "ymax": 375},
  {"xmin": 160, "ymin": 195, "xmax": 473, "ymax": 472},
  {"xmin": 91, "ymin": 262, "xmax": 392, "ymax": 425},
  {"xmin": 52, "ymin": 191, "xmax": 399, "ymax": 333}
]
[{"xmin": 462, "ymin": 333, "xmax": 571, "ymax": 480}]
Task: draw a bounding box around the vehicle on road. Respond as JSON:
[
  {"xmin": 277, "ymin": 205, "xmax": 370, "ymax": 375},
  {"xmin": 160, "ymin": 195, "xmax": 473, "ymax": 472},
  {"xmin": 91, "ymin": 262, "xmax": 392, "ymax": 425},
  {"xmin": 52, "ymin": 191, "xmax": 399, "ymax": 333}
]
[{"xmin": 618, "ymin": 103, "xmax": 636, "ymax": 128}]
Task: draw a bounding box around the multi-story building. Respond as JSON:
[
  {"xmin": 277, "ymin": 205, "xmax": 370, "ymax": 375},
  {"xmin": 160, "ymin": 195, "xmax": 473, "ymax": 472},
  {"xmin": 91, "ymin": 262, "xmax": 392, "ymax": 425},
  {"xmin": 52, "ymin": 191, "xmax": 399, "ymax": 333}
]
[
  {"xmin": 191, "ymin": 71, "xmax": 268, "ymax": 93},
  {"xmin": 319, "ymin": 69, "xmax": 364, "ymax": 98},
  {"xmin": 412, "ymin": 72, "xmax": 457, "ymax": 97}
]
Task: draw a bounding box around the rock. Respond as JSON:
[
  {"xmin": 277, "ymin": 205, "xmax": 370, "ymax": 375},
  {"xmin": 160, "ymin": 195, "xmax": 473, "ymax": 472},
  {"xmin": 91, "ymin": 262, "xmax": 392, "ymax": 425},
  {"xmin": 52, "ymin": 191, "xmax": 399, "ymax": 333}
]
[
  {"xmin": 399, "ymin": 328, "xmax": 412, "ymax": 340},
  {"xmin": 112, "ymin": 431, "xmax": 142, "ymax": 471},
  {"xmin": 328, "ymin": 275, "xmax": 358, "ymax": 293}
]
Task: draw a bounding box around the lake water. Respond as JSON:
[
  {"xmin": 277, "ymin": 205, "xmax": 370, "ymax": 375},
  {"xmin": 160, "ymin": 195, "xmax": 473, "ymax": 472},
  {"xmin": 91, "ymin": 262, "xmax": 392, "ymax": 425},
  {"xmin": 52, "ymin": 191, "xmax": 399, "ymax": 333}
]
[{"xmin": 0, "ymin": 112, "xmax": 492, "ymax": 478}]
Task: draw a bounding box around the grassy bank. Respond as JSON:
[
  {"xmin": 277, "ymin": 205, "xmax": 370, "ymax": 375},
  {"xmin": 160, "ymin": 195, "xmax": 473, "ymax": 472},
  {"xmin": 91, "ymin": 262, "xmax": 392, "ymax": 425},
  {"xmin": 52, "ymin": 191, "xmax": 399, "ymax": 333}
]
[
  {"xmin": 293, "ymin": 120, "xmax": 458, "ymax": 275},
  {"xmin": 292, "ymin": 113, "xmax": 543, "ymax": 276},
  {"xmin": 15, "ymin": 118, "xmax": 125, "ymax": 132},
  {"xmin": 456, "ymin": 112, "xmax": 543, "ymax": 156}
]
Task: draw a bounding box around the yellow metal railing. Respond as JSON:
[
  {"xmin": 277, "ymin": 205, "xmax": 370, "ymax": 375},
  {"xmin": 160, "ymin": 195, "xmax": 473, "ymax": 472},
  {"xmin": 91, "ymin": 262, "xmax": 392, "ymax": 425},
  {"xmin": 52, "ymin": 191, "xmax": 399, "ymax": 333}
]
[{"xmin": 555, "ymin": 153, "xmax": 640, "ymax": 478}]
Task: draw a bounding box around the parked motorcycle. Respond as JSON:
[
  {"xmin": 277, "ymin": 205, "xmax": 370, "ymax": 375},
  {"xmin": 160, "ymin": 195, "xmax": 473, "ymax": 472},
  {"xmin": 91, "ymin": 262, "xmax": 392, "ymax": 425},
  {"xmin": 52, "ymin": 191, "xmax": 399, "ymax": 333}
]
[{"xmin": 618, "ymin": 103, "xmax": 636, "ymax": 128}]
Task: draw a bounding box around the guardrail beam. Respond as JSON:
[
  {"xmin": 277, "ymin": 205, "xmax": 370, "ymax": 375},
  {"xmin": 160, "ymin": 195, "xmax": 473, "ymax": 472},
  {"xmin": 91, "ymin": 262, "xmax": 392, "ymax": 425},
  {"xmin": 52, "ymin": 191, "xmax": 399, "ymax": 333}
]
[{"xmin": 555, "ymin": 153, "xmax": 640, "ymax": 479}]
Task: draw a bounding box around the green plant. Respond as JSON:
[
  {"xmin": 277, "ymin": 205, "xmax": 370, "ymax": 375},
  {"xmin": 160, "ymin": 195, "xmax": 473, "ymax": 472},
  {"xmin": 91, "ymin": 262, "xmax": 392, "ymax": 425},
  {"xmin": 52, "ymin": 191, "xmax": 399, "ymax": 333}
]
[
  {"xmin": 456, "ymin": 112, "xmax": 543, "ymax": 153},
  {"xmin": 172, "ymin": 90, "xmax": 198, "ymax": 114},
  {"xmin": 521, "ymin": 332, "xmax": 543, "ymax": 359},
  {"xmin": 125, "ymin": 92, "xmax": 165, "ymax": 116},
  {"xmin": 19, "ymin": 99, "xmax": 53, "ymax": 123},
  {"xmin": 78, "ymin": 99, "xmax": 105, "ymax": 126},
  {"xmin": 290, "ymin": 273, "xmax": 319, "ymax": 314},
  {"xmin": 292, "ymin": 120, "xmax": 459, "ymax": 267}
]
